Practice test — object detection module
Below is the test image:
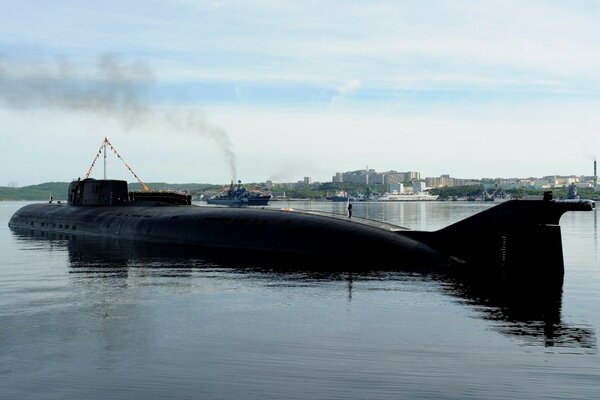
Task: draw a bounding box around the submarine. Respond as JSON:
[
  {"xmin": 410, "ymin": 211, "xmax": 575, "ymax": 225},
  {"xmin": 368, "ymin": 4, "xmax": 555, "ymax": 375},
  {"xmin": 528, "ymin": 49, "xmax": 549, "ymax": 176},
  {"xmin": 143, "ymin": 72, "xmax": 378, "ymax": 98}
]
[
  {"xmin": 8, "ymin": 137, "xmax": 596, "ymax": 273},
  {"xmin": 8, "ymin": 176, "xmax": 595, "ymax": 272}
]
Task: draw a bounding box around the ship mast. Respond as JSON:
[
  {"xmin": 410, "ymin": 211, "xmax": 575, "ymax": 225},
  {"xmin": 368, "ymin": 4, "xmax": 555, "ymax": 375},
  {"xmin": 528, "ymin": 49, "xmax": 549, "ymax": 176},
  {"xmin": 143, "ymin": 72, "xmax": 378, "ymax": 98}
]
[
  {"xmin": 103, "ymin": 138, "xmax": 107, "ymax": 180},
  {"xmin": 85, "ymin": 137, "xmax": 149, "ymax": 191}
]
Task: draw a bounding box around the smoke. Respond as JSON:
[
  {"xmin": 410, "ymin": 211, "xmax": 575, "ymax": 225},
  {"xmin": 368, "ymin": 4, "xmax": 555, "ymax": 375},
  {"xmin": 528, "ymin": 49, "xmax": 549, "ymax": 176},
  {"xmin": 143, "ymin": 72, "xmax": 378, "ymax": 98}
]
[
  {"xmin": 0, "ymin": 54, "xmax": 237, "ymax": 179},
  {"xmin": 164, "ymin": 110, "xmax": 237, "ymax": 180},
  {"xmin": 268, "ymin": 162, "xmax": 308, "ymax": 183},
  {"xmin": 0, "ymin": 55, "xmax": 152, "ymax": 124}
]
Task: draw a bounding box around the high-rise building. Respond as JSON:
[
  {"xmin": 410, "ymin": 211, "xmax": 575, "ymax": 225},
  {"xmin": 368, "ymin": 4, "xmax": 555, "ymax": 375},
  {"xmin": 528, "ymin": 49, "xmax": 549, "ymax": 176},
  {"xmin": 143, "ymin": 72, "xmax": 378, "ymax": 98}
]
[
  {"xmin": 412, "ymin": 181, "xmax": 427, "ymax": 193},
  {"xmin": 404, "ymin": 171, "xmax": 421, "ymax": 181}
]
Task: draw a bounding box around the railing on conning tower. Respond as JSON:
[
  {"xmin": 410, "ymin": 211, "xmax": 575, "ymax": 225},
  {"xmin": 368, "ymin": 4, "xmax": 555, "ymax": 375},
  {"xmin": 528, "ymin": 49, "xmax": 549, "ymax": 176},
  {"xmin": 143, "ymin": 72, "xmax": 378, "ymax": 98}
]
[{"xmin": 84, "ymin": 137, "xmax": 149, "ymax": 191}]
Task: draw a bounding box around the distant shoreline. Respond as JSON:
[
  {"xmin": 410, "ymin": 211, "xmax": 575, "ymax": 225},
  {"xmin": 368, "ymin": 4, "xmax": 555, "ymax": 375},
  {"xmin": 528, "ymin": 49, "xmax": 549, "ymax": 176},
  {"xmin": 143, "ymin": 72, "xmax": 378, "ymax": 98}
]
[{"xmin": 3, "ymin": 181, "xmax": 597, "ymax": 202}]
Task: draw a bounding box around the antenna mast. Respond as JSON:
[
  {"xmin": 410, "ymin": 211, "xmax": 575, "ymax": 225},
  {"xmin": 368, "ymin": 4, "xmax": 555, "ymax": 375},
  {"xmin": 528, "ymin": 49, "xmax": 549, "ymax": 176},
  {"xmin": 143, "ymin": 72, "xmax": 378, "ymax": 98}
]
[
  {"xmin": 103, "ymin": 138, "xmax": 107, "ymax": 180},
  {"xmin": 85, "ymin": 137, "xmax": 149, "ymax": 191}
]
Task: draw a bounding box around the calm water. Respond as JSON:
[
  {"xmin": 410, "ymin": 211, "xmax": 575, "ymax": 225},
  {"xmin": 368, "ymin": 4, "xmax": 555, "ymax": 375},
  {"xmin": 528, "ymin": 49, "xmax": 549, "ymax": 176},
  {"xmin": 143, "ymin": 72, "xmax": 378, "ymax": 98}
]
[{"xmin": 1, "ymin": 200, "xmax": 599, "ymax": 399}]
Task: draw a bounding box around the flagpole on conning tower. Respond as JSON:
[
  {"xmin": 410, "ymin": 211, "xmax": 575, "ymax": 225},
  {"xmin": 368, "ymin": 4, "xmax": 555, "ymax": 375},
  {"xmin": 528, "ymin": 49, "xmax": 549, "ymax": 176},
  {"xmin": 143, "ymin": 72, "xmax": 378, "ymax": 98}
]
[{"xmin": 103, "ymin": 137, "xmax": 107, "ymax": 180}]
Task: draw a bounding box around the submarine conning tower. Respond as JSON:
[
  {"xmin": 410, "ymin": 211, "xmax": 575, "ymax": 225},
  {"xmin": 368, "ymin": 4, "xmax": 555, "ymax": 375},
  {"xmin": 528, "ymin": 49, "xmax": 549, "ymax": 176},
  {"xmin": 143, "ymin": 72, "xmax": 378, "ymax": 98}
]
[
  {"xmin": 68, "ymin": 178, "xmax": 129, "ymax": 206},
  {"xmin": 67, "ymin": 178, "xmax": 192, "ymax": 206}
]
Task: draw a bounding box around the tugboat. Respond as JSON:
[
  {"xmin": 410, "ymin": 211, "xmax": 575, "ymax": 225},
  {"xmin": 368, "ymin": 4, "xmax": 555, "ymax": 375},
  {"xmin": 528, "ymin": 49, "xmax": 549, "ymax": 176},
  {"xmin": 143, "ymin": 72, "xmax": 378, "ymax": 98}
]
[{"xmin": 206, "ymin": 180, "xmax": 271, "ymax": 206}]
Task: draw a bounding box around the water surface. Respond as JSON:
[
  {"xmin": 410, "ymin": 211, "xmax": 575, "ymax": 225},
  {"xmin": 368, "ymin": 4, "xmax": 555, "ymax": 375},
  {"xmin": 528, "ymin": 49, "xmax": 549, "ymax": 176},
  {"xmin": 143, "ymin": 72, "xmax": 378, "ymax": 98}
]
[{"xmin": 1, "ymin": 201, "xmax": 599, "ymax": 399}]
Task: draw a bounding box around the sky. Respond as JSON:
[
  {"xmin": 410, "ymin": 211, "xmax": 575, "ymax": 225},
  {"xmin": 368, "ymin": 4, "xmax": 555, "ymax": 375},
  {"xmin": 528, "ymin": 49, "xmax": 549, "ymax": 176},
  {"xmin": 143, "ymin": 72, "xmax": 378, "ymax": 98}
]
[{"xmin": 1, "ymin": 0, "xmax": 600, "ymax": 186}]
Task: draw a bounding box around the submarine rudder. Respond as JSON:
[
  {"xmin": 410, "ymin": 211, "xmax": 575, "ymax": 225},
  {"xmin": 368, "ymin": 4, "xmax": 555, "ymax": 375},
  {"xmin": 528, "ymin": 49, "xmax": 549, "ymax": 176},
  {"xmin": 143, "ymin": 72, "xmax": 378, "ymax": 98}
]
[{"xmin": 402, "ymin": 192, "xmax": 595, "ymax": 277}]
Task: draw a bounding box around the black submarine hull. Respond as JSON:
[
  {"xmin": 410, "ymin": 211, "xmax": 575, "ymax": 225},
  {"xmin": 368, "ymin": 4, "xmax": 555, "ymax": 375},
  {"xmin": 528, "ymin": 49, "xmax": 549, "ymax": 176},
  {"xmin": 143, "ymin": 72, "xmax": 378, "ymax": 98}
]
[
  {"xmin": 7, "ymin": 134, "xmax": 592, "ymax": 274},
  {"xmin": 8, "ymin": 187, "xmax": 595, "ymax": 270},
  {"xmin": 8, "ymin": 203, "xmax": 443, "ymax": 265}
]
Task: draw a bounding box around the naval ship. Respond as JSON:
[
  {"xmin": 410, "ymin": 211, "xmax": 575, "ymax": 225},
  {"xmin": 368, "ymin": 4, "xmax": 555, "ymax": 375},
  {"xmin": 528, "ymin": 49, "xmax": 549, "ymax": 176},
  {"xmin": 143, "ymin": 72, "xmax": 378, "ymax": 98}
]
[{"xmin": 206, "ymin": 180, "xmax": 271, "ymax": 206}]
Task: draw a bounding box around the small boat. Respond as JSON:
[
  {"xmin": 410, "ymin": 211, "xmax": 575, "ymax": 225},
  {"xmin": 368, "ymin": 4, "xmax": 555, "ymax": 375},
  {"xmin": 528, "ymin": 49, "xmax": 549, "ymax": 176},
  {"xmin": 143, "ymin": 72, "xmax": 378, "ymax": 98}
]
[
  {"xmin": 206, "ymin": 180, "xmax": 271, "ymax": 206},
  {"xmin": 326, "ymin": 191, "xmax": 355, "ymax": 202}
]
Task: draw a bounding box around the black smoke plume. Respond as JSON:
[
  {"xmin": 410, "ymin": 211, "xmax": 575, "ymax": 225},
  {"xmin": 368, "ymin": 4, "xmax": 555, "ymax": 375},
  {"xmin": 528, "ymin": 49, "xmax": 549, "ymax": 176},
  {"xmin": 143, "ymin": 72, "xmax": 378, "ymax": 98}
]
[{"xmin": 0, "ymin": 54, "xmax": 237, "ymax": 179}]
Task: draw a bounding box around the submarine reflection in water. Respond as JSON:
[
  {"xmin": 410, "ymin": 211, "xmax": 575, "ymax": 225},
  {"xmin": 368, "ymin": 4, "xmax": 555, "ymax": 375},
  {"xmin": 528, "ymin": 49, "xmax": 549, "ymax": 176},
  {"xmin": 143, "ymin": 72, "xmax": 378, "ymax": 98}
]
[{"xmin": 10, "ymin": 229, "xmax": 596, "ymax": 349}]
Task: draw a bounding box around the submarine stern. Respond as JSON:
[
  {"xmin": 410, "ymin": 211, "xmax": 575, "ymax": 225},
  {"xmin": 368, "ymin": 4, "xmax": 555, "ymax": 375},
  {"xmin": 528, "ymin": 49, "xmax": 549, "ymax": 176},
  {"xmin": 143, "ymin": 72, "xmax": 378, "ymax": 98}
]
[{"xmin": 403, "ymin": 196, "xmax": 595, "ymax": 282}]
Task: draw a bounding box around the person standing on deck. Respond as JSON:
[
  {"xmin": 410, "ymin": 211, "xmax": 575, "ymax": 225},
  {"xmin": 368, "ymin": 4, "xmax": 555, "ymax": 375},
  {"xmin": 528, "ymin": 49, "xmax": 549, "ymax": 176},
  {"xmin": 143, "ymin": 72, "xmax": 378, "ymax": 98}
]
[{"xmin": 347, "ymin": 198, "xmax": 352, "ymax": 218}]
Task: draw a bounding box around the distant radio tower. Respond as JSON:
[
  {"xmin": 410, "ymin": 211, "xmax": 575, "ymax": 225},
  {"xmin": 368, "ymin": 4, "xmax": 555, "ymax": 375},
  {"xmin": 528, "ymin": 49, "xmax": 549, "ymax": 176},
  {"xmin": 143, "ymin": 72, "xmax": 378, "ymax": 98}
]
[{"xmin": 594, "ymin": 160, "xmax": 597, "ymax": 191}]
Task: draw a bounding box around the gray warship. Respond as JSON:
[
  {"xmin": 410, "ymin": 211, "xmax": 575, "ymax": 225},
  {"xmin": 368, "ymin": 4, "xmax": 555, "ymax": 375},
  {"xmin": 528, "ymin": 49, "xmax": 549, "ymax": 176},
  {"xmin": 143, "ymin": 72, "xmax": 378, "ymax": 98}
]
[{"xmin": 206, "ymin": 180, "xmax": 271, "ymax": 206}]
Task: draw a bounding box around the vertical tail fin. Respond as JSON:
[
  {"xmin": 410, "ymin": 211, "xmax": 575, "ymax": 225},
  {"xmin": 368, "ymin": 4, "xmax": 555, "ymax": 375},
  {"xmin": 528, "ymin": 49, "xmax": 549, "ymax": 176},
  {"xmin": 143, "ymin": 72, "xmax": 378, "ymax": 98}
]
[{"xmin": 404, "ymin": 197, "xmax": 595, "ymax": 277}]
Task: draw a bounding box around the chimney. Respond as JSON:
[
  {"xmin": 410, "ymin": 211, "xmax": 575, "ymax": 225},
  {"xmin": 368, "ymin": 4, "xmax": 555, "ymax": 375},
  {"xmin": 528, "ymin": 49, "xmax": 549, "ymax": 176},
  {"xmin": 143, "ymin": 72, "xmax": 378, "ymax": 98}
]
[{"xmin": 595, "ymin": 160, "xmax": 597, "ymax": 191}]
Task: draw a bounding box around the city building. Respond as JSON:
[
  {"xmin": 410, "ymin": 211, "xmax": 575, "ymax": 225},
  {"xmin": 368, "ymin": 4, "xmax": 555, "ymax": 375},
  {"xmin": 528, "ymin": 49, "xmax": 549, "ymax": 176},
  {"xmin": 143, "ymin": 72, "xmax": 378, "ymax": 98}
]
[
  {"xmin": 426, "ymin": 175, "xmax": 454, "ymax": 188},
  {"xmin": 389, "ymin": 182, "xmax": 404, "ymax": 193},
  {"xmin": 326, "ymin": 166, "xmax": 598, "ymax": 191},
  {"xmin": 412, "ymin": 181, "xmax": 427, "ymax": 193}
]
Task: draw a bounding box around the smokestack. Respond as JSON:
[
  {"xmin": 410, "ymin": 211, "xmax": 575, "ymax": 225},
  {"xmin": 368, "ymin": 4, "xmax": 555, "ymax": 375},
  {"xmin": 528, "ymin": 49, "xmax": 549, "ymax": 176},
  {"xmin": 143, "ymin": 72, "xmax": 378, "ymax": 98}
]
[{"xmin": 595, "ymin": 160, "xmax": 597, "ymax": 191}]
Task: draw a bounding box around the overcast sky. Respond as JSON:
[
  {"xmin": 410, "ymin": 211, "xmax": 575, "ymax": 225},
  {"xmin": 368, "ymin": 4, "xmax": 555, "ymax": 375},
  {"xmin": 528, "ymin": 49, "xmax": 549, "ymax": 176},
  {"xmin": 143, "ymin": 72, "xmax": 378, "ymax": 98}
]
[{"xmin": 2, "ymin": 0, "xmax": 600, "ymax": 185}]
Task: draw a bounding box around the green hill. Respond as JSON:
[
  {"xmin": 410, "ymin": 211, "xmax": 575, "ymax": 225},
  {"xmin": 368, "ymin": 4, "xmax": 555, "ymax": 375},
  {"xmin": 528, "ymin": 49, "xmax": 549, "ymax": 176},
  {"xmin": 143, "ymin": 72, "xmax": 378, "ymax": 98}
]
[
  {"xmin": 0, "ymin": 182, "xmax": 71, "ymax": 201},
  {"xmin": 0, "ymin": 181, "xmax": 221, "ymax": 201}
]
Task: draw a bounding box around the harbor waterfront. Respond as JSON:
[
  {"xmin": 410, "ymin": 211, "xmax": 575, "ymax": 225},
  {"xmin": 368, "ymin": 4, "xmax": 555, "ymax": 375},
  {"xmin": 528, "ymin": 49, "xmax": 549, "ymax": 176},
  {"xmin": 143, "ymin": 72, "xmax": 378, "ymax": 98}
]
[{"xmin": 1, "ymin": 200, "xmax": 599, "ymax": 399}]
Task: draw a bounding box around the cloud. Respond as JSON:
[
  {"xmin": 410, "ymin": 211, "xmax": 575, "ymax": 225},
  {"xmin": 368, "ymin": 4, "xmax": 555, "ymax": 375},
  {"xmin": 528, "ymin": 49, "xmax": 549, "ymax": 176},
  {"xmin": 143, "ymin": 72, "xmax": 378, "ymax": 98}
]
[
  {"xmin": 4, "ymin": 1, "xmax": 600, "ymax": 99},
  {"xmin": 336, "ymin": 79, "xmax": 361, "ymax": 95},
  {"xmin": 2, "ymin": 1, "xmax": 600, "ymax": 185}
]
